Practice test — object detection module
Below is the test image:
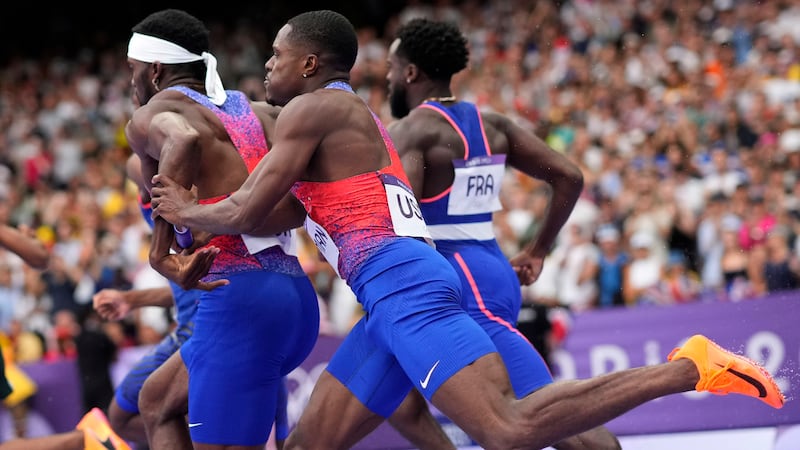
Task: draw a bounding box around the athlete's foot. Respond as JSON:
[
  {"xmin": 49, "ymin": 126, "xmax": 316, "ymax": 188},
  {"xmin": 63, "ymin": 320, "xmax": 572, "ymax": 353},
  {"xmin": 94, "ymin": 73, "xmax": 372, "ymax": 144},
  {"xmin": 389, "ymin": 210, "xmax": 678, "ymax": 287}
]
[
  {"xmin": 76, "ymin": 407, "xmax": 132, "ymax": 450},
  {"xmin": 668, "ymin": 334, "xmax": 785, "ymax": 409}
]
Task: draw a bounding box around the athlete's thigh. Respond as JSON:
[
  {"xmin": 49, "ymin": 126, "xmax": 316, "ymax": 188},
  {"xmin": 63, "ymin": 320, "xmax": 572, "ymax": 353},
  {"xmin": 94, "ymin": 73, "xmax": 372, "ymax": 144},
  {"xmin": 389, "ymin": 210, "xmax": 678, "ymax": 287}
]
[
  {"xmin": 352, "ymin": 240, "xmax": 497, "ymax": 402},
  {"xmin": 486, "ymin": 318, "xmax": 554, "ymax": 398},
  {"xmin": 326, "ymin": 317, "xmax": 414, "ymax": 417},
  {"xmin": 446, "ymin": 245, "xmax": 553, "ymax": 396},
  {"xmin": 275, "ymin": 274, "xmax": 320, "ymax": 373},
  {"xmin": 184, "ymin": 271, "xmax": 313, "ymax": 446},
  {"xmin": 447, "ymin": 244, "xmax": 521, "ymax": 322},
  {"xmin": 287, "ymin": 370, "xmax": 386, "ymax": 450},
  {"xmin": 115, "ymin": 326, "xmax": 189, "ymax": 414},
  {"xmin": 139, "ymin": 350, "xmax": 188, "ymax": 418},
  {"xmin": 429, "ymin": 352, "xmax": 515, "ymax": 446}
]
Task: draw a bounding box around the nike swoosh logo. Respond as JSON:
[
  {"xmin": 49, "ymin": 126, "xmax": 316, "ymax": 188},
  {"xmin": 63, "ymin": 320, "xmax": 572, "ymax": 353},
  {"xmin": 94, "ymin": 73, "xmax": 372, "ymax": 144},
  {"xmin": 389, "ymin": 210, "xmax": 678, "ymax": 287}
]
[
  {"xmin": 86, "ymin": 429, "xmax": 115, "ymax": 450},
  {"xmin": 728, "ymin": 368, "xmax": 768, "ymax": 398},
  {"xmin": 419, "ymin": 360, "xmax": 440, "ymax": 389},
  {"xmin": 715, "ymin": 362, "xmax": 768, "ymax": 398},
  {"xmin": 188, "ymin": 422, "xmax": 204, "ymax": 428}
]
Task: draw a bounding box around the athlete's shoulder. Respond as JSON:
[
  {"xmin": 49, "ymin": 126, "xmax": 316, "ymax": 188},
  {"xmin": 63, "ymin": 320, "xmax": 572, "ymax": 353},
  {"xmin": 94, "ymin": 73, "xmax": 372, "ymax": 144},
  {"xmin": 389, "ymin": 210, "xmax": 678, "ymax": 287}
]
[
  {"xmin": 477, "ymin": 107, "xmax": 510, "ymax": 127},
  {"xmin": 282, "ymin": 89, "xmax": 334, "ymax": 115},
  {"xmin": 388, "ymin": 112, "xmax": 444, "ymax": 158},
  {"xmin": 392, "ymin": 107, "xmax": 445, "ymax": 135},
  {"xmin": 134, "ymin": 91, "xmax": 197, "ymax": 122},
  {"xmin": 280, "ymin": 89, "xmax": 359, "ymax": 134},
  {"xmin": 251, "ymin": 102, "xmax": 282, "ymax": 120}
]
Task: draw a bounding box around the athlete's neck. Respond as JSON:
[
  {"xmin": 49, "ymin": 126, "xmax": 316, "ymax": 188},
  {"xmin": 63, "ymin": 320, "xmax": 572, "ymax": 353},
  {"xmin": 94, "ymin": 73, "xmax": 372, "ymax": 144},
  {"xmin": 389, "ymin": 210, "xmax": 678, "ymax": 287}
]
[
  {"xmin": 412, "ymin": 83, "xmax": 455, "ymax": 108},
  {"xmin": 162, "ymin": 77, "xmax": 205, "ymax": 93}
]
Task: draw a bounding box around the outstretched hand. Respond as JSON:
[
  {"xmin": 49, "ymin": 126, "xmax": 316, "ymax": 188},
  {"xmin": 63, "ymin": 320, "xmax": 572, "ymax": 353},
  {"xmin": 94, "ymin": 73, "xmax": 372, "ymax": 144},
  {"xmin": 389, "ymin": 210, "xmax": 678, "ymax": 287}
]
[
  {"xmin": 93, "ymin": 289, "xmax": 130, "ymax": 321},
  {"xmin": 173, "ymin": 246, "xmax": 229, "ymax": 291},
  {"xmin": 151, "ymin": 174, "xmax": 197, "ymax": 226},
  {"xmin": 509, "ymin": 252, "xmax": 545, "ymax": 286}
]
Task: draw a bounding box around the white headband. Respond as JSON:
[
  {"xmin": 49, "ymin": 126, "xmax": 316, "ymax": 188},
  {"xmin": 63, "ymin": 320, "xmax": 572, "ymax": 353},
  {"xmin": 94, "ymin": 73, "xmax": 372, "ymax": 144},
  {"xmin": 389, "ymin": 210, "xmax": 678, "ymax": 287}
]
[{"xmin": 127, "ymin": 32, "xmax": 227, "ymax": 106}]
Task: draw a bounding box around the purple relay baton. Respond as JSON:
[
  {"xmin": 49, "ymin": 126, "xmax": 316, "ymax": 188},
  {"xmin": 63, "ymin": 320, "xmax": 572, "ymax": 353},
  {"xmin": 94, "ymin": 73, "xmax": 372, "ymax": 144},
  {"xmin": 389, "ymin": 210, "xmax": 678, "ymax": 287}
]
[{"xmin": 173, "ymin": 225, "xmax": 194, "ymax": 248}]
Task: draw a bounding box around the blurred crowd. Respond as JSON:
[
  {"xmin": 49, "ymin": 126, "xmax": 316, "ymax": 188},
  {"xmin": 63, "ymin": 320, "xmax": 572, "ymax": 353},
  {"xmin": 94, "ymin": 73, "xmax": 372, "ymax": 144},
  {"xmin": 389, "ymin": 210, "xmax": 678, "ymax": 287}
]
[{"xmin": 0, "ymin": 0, "xmax": 798, "ymax": 421}]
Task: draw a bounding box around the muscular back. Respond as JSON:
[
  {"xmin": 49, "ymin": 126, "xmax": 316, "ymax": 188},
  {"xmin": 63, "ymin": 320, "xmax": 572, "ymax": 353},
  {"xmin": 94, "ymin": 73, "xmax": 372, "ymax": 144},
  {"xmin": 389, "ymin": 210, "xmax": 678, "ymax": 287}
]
[
  {"xmin": 126, "ymin": 89, "xmax": 279, "ymax": 199},
  {"xmin": 127, "ymin": 87, "xmax": 290, "ymax": 288},
  {"xmin": 389, "ymin": 105, "xmax": 512, "ymax": 200}
]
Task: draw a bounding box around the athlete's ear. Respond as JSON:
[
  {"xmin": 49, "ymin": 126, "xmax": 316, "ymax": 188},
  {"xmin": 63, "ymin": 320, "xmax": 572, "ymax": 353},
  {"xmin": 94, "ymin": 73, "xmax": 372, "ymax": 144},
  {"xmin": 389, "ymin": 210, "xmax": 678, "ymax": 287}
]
[
  {"xmin": 150, "ymin": 61, "xmax": 164, "ymax": 79},
  {"xmin": 405, "ymin": 63, "xmax": 419, "ymax": 84},
  {"xmin": 303, "ymin": 54, "xmax": 319, "ymax": 77}
]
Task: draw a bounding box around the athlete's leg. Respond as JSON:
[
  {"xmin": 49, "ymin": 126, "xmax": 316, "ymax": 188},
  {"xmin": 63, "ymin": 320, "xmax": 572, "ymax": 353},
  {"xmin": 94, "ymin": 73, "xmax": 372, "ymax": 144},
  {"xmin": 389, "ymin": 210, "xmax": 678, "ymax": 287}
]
[
  {"xmin": 287, "ymin": 316, "xmax": 417, "ymax": 449},
  {"xmin": 188, "ymin": 272, "xmax": 319, "ymax": 450},
  {"xmin": 285, "ymin": 371, "xmax": 385, "ymax": 450},
  {"xmin": 287, "ymin": 242, "xmax": 783, "ymax": 450},
  {"xmin": 106, "ymin": 399, "xmax": 142, "ymax": 443},
  {"xmin": 431, "ymin": 353, "xmax": 692, "ymax": 449},
  {"xmin": 109, "ymin": 324, "xmax": 190, "ymax": 444},
  {"xmin": 476, "ymin": 308, "xmax": 620, "ymax": 450},
  {"xmin": 454, "ymin": 245, "xmax": 620, "ymax": 450},
  {"xmin": 138, "ymin": 351, "xmax": 191, "ymax": 450},
  {"xmin": 302, "ymin": 323, "xmax": 768, "ymax": 450},
  {"xmin": 387, "ymin": 341, "xmax": 620, "ymax": 450},
  {"xmin": 387, "ymin": 389, "xmax": 456, "ymax": 450}
]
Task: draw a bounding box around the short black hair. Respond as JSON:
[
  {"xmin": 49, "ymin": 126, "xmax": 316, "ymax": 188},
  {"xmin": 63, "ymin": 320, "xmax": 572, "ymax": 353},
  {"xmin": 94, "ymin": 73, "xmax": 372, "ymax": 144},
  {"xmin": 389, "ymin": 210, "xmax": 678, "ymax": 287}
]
[
  {"xmin": 132, "ymin": 9, "xmax": 209, "ymax": 56},
  {"xmin": 395, "ymin": 18, "xmax": 468, "ymax": 81},
  {"xmin": 287, "ymin": 10, "xmax": 358, "ymax": 73}
]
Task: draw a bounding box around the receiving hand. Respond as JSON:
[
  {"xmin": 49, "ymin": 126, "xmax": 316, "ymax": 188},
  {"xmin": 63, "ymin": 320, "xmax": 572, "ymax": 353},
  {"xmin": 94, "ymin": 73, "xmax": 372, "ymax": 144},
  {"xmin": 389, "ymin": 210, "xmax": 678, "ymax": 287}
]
[{"xmin": 172, "ymin": 246, "xmax": 229, "ymax": 291}]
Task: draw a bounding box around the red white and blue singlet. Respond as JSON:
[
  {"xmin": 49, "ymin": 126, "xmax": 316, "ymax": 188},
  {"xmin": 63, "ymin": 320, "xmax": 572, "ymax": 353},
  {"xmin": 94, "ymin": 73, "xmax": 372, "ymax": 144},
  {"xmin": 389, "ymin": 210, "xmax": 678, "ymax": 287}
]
[
  {"xmin": 305, "ymin": 83, "xmax": 496, "ymax": 415},
  {"xmin": 168, "ymin": 87, "xmax": 318, "ymax": 446}
]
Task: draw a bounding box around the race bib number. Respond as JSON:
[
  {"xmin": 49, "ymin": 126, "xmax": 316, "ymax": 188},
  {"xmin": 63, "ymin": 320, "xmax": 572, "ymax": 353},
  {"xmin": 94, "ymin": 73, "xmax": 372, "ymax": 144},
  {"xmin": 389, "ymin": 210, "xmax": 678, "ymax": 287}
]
[
  {"xmin": 448, "ymin": 155, "xmax": 506, "ymax": 216},
  {"xmin": 380, "ymin": 174, "xmax": 431, "ymax": 240},
  {"xmin": 242, "ymin": 229, "xmax": 298, "ymax": 257},
  {"xmin": 304, "ymin": 216, "xmax": 340, "ymax": 277}
]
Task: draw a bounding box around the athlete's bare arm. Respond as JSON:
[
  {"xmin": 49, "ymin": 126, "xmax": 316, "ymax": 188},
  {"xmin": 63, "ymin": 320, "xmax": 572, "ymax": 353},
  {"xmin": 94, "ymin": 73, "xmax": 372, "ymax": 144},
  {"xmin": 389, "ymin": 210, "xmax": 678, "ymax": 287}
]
[
  {"xmin": 472, "ymin": 112, "xmax": 583, "ymax": 284},
  {"xmin": 0, "ymin": 224, "xmax": 49, "ymax": 270},
  {"xmin": 488, "ymin": 112, "xmax": 584, "ymax": 259},
  {"xmin": 126, "ymin": 106, "xmax": 223, "ymax": 291},
  {"xmin": 151, "ymin": 93, "xmax": 327, "ymax": 235},
  {"xmin": 93, "ymin": 286, "xmax": 174, "ymax": 321}
]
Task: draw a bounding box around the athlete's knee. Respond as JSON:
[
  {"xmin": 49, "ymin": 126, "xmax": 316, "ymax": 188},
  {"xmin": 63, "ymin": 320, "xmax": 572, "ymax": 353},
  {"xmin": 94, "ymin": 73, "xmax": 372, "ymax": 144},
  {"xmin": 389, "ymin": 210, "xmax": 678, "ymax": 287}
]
[
  {"xmin": 388, "ymin": 390, "xmax": 427, "ymax": 427},
  {"xmin": 137, "ymin": 379, "xmax": 156, "ymax": 420},
  {"xmin": 473, "ymin": 422, "xmax": 521, "ymax": 450},
  {"xmin": 138, "ymin": 375, "xmax": 165, "ymax": 424},
  {"xmin": 458, "ymin": 407, "xmax": 528, "ymax": 450}
]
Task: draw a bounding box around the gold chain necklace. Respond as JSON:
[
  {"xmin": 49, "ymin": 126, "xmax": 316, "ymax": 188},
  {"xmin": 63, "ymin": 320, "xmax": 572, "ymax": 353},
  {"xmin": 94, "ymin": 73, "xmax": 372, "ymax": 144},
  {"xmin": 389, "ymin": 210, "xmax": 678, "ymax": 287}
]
[{"xmin": 423, "ymin": 96, "xmax": 456, "ymax": 103}]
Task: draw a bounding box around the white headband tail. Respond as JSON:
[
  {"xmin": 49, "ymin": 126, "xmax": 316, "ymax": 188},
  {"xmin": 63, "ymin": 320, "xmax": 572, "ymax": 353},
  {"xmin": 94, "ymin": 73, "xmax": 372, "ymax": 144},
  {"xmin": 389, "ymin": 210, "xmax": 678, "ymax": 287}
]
[{"xmin": 128, "ymin": 32, "xmax": 227, "ymax": 106}]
